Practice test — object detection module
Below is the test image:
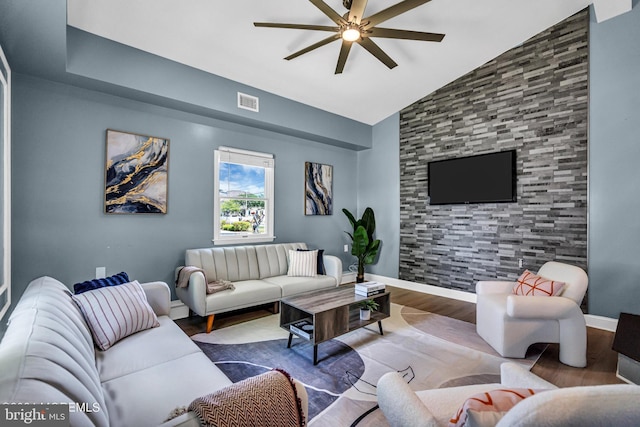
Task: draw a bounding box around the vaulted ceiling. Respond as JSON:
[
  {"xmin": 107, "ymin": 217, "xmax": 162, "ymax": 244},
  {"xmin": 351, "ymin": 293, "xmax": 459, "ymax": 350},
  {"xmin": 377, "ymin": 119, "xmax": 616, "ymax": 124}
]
[{"xmin": 66, "ymin": 0, "xmax": 626, "ymax": 125}]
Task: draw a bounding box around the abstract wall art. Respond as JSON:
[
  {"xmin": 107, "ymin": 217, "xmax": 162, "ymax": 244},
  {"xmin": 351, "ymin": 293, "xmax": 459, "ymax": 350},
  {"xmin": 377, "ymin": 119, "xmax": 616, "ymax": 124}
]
[
  {"xmin": 305, "ymin": 162, "xmax": 333, "ymax": 215},
  {"xmin": 104, "ymin": 129, "xmax": 169, "ymax": 214}
]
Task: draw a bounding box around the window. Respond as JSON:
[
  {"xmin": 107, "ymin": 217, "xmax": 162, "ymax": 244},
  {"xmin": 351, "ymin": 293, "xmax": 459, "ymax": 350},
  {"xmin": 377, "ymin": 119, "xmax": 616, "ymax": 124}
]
[
  {"xmin": 0, "ymin": 44, "xmax": 11, "ymax": 320},
  {"xmin": 213, "ymin": 147, "xmax": 274, "ymax": 245}
]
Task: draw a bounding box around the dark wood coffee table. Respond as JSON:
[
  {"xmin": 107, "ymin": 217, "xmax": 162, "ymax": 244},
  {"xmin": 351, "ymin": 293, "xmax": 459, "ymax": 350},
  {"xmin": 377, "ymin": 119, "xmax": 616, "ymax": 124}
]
[{"xmin": 279, "ymin": 284, "xmax": 391, "ymax": 365}]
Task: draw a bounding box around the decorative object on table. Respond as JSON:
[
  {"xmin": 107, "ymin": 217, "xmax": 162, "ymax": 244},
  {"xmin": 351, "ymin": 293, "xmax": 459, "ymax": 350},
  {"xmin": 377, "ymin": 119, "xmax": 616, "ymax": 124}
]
[
  {"xmin": 343, "ymin": 207, "xmax": 381, "ymax": 283},
  {"xmin": 355, "ymin": 281, "xmax": 386, "ymax": 297},
  {"xmin": 104, "ymin": 129, "xmax": 169, "ymax": 214},
  {"xmin": 289, "ymin": 319, "xmax": 314, "ymax": 340},
  {"xmin": 359, "ymin": 299, "xmax": 379, "ymax": 321},
  {"xmin": 612, "ymin": 312, "xmax": 640, "ymax": 384},
  {"xmin": 305, "ymin": 162, "xmax": 333, "ymax": 215}
]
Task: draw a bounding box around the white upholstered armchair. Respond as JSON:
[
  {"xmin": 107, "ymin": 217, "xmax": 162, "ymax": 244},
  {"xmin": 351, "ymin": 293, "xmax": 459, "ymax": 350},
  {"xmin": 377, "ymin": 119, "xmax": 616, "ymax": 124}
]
[{"xmin": 476, "ymin": 261, "xmax": 589, "ymax": 367}]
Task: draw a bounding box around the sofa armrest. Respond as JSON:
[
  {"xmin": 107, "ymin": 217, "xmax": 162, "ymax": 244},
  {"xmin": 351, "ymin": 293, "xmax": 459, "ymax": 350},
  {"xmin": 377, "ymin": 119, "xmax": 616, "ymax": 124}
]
[
  {"xmin": 476, "ymin": 281, "xmax": 516, "ymax": 295},
  {"xmin": 506, "ymin": 295, "xmax": 579, "ymax": 319},
  {"xmin": 175, "ymin": 271, "xmax": 208, "ymax": 317},
  {"xmin": 500, "ymin": 363, "xmax": 557, "ymax": 390},
  {"xmin": 377, "ymin": 372, "xmax": 438, "ymax": 427},
  {"xmin": 323, "ymin": 255, "xmax": 343, "ymax": 285},
  {"xmin": 141, "ymin": 281, "xmax": 171, "ymax": 316}
]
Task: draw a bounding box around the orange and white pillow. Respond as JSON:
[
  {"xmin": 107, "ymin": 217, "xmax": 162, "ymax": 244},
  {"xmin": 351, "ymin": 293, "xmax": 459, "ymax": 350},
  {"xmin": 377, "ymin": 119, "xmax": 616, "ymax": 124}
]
[
  {"xmin": 512, "ymin": 270, "xmax": 565, "ymax": 297},
  {"xmin": 449, "ymin": 388, "xmax": 545, "ymax": 427}
]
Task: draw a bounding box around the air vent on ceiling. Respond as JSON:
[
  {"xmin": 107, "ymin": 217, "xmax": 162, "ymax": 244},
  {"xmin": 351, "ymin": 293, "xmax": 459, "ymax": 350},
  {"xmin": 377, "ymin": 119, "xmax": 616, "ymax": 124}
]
[{"xmin": 237, "ymin": 92, "xmax": 259, "ymax": 112}]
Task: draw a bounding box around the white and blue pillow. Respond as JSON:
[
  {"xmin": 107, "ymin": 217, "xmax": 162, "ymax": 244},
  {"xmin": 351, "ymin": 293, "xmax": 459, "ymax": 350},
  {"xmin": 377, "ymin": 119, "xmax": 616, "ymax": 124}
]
[{"xmin": 73, "ymin": 271, "xmax": 130, "ymax": 294}]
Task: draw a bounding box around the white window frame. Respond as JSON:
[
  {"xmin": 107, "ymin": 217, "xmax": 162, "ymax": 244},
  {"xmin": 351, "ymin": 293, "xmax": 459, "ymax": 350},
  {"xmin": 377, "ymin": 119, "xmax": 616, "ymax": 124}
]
[
  {"xmin": 213, "ymin": 146, "xmax": 275, "ymax": 245},
  {"xmin": 0, "ymin": 44, "xmax": 11, "ymax": 321}
]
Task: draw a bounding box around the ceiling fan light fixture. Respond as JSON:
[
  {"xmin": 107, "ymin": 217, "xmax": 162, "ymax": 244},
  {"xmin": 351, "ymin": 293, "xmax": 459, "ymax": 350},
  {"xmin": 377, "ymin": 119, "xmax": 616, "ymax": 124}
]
[{"xmin": 341, "ymin": 25, "xmax": 361, "ymax": 41}]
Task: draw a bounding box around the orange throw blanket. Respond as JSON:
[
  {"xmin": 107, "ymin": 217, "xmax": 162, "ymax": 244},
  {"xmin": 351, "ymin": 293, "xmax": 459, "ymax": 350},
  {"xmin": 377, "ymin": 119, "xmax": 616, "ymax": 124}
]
[{"xmin": 189, "ymin": 369, "xmax": 305, "ymax": 427}]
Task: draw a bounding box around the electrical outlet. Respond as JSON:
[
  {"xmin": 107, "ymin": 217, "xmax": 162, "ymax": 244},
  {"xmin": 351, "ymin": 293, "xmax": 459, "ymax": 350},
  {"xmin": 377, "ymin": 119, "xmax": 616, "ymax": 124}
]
[
  {"xmin": 344, "ymin": 244, "xmax": 349, "ymax": 252},
  {"xmin": 518, "ymin": 259, "xmax": 524, "ymax": 268},
  {"xmin": 96, "ymin": 267, "xmax": 106, "ymax": 279}
]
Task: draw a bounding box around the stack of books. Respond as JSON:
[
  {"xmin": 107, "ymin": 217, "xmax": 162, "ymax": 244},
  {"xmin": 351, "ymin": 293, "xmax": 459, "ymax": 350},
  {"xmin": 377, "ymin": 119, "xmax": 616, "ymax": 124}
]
[
  {"xmin": 289, "ymin": 319, "xmax": 314, "ymax": 340},
  {"xmin": 355, "ymin": 281, "xmax": 386, "ymax": 297}
]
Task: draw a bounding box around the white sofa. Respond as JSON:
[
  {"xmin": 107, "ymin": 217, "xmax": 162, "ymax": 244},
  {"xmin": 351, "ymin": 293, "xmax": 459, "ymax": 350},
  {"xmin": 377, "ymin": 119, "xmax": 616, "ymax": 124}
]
[
  {"xmin": 0, "ymin": 276, "xmax": 308, "ymax": 427},
  {"xmin": 177, "ymin": 242, "xmax": 342, "ymax": 332},
  {"xmin": 378, "ymin": 362, "xmax": 640, "ymax": 426}
]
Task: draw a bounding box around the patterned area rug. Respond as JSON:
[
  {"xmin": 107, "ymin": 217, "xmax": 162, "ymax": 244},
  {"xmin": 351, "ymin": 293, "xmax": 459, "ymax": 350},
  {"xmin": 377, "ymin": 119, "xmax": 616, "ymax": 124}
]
[{"xmin": 191, "ymin": 304, "xmax": 544, "ymax": 426}]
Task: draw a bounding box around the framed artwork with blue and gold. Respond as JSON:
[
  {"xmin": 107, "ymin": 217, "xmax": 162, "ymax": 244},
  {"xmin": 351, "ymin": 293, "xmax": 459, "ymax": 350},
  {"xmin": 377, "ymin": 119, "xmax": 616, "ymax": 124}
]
[
  {"xmin": 305, "ymin": 162, "xmax": 333, "ymax": 215},
  {"xmin": 104, "ymin": 129, "xmax": 169, "ymax": 214}
]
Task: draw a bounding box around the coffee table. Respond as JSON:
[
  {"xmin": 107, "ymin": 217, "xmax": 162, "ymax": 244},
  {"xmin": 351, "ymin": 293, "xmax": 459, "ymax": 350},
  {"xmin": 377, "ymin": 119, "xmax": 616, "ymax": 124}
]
[{"xmin": 279, "ymin": 284, "xmax": 391, "ymax": 365}]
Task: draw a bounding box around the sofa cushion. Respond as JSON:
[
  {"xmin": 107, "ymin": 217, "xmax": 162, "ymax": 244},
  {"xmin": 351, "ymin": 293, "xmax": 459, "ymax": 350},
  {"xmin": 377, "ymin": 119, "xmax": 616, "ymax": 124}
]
[
  {"xmin": 205, "ymin": 279, "xmax": 282, "ymax": 313},
  {"xmin": 263, "ymin": 275, "xmax": 337, "ymax": 297},
  {"xmin": 513, "ymin": 270, "xmax": 565, "ymax": 297},
  {"xmin": 287, "ymin": 249, "xmax": 318, "ymax": 277},
  {"xmin": 72, "ymin": 280, "xmax": 160, "ymax": 351},
  {"xmin": 73, "ymin": 271, "xmax": 130, "ymax": 294},
  {"xmin": 450, "ymin": 388, "xmax": 543, "ymax": 427},
  {"xmin": 102, "ymin": 352, "xmax": 233, "ymax": 427},
  {"xmin": 96, "ymin": 316, "xmax": 203, "ymax": 382}
]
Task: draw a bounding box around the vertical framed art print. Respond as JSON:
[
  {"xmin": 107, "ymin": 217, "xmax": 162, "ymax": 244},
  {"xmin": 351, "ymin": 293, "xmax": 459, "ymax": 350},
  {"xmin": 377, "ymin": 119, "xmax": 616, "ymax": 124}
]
[
  {"xmin": 305, "ymin": 162, "xmax": 333, "ymax": 215},
  {"xmin": 104, "ymin": 129, "xmax": 169, "ymax": 214}
]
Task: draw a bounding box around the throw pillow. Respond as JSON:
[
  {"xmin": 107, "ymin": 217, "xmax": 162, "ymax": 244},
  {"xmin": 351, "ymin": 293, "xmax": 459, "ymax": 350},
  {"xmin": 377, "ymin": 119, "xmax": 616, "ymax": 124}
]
[
  {"xmin": 297, "ymin": 248, "xmax": 326, "ymax": 274},
  {"xmin": 287, "ymin": 249, "xmax": 318, "ymax": 277},
  {"xmin": 72, "ymin": 280, "xmax": 160, "ymax": 351},
  {"xmin": 449, "ymin": 388, "xmax": 545, "ymax": 427},
  {"xmin": 512, "ymin": 270, "xmax": 565, "ymax": 297},
  {"xmin": 73, "ymin": 271, "xmax": 130, "ymax": 294}
]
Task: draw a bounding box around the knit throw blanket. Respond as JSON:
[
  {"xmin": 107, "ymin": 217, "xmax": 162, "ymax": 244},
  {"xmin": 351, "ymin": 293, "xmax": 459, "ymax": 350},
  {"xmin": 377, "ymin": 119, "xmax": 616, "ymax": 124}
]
[
  {"xmin": 189, "ymin": 369, "xmax": 305, "ymax": 427},
  {"xmin": 175, "ymin": 266, "xmax": 235, "ymax": 294}
]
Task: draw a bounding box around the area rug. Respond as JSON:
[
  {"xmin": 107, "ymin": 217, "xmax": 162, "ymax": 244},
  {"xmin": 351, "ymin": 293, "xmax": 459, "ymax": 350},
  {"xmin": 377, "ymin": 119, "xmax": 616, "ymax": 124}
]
[{"xmin": 191, "ymin": 304, "xmax": 544, "ymax": 426}]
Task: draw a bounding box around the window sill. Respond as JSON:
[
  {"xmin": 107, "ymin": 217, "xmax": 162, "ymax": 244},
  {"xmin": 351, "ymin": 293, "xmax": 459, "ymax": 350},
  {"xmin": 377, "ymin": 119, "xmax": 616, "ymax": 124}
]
[{"xmin": 212, "ymin": 235, "xmax": 276, "ymax": 246}]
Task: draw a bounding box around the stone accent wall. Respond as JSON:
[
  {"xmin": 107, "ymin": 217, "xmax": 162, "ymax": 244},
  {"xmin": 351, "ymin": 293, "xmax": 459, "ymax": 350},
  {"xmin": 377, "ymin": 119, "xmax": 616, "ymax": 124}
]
[{"xmin": 399, "ymin": 10, "xmax": 589, "ymax": 294}]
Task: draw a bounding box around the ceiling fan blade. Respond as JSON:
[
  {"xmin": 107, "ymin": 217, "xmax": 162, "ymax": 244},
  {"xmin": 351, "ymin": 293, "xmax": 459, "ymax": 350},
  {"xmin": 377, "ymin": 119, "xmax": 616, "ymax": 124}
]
[
  {"xmin": 364, "ymin": 0, "xmax": 432, "ymax": 28},
  {"xmin": 348, "ymin": 0, "xmax": 369, "ymax": 24},
  {"xmin": 367, "ymin": 27, "xmax": 445, "ymax": 42},
  {"xmin": 309, "ymin": 0, "xmax": 347, "ymax": 25},
  {"xmin": 335, "ymin": 40, "xmax": 354, "ymax": 74},
  {"xmin": 285, "ymin": 34, "xmax": 341, "ymax": 61},
  {"xmin": 357, "ymin": 37, "xmax": 398, "ymax": 69},
  {"xmin": 254, "ymin": 23, "xmax": 340, "ymax": 32}
]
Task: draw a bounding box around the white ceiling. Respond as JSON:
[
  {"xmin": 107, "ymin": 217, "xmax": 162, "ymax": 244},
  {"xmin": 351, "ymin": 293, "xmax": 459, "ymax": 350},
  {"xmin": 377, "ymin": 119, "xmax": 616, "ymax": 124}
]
[{"xmin": 67, "ymin": 0, "xmax": 595, "ymax": 125}]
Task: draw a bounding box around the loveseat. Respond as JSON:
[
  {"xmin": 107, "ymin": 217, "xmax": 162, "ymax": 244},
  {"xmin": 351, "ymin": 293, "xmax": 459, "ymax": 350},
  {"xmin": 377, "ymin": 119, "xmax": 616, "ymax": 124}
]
[
  {"xmin": 0, "ymin": 276, "xmax": 308, "ymax": 427},
  {"xmin": 176, "ymin": 242, "xmax": 342, "ymax": 332},
  {"xmin": 378, "ymin": 362, "xmax": 640, "ymax": 426}
]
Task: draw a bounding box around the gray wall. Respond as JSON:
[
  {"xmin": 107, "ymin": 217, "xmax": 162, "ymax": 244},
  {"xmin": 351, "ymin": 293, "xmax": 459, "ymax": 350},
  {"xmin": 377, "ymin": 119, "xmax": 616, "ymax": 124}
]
[
  {"xmin": 356, "ymin": 113, "xmax": 401, "ymax": 277},
  {"xmin": 398, "ymin": 10, "xmax": 589, "ymax": 293},
  {"xmin": 11, "ymin": 74, "xmax": 357, "ymax": 303},
  {"xmin": 588, "ymin": 2, "xmax": 640, "ymax": 318}
]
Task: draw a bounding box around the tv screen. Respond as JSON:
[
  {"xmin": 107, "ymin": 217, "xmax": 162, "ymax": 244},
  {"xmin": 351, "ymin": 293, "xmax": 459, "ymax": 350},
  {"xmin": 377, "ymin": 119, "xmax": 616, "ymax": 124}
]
[{"xmin": 428, "ymin": 150, "xmax": 517, "ymax": 205}]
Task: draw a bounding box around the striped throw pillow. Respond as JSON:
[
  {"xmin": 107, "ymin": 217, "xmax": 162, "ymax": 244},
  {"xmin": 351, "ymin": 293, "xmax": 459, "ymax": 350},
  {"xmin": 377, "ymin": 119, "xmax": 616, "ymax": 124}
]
[
  {"xmin": 72, "ymin": 280, "xmax": 159, "ymax": 350},
  {"xmin": 287, "ymin": 249, "xmax": 318, "ymax": 277}
]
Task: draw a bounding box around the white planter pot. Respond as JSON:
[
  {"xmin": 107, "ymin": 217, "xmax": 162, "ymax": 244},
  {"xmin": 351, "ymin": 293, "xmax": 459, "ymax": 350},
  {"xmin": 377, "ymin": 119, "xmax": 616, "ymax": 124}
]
[{"xmin": 360, "ymin": 308, "xmax": 371, "ymax": 321}]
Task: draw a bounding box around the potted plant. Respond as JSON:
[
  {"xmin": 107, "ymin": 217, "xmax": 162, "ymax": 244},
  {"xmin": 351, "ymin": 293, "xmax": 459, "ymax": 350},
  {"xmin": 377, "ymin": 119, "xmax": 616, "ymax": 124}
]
[
  {"xmin": 343, "ymin": 207, "xmax": 382, "ymax": 283},
  {"xmin": 359, "ymin": 299, "xmax": 379, "ymax": 321}
]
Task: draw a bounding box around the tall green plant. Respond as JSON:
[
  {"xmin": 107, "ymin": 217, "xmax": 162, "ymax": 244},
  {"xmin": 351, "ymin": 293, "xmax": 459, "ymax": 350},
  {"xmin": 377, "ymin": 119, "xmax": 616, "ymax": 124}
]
[{"xmin": 343, "ymin": 207, "xmax": 381, "ymax": 283}]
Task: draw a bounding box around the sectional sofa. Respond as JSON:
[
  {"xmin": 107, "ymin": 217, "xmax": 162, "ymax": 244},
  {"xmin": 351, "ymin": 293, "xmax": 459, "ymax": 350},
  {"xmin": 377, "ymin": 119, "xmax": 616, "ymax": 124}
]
[{"xmin": 0, "ymin": 276, "xmax": 308, "ymax": 427}]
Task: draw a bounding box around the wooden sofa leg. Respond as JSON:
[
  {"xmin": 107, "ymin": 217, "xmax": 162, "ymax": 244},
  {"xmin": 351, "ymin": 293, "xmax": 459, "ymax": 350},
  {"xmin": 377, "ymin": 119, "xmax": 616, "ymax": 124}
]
[
  {"xmin": 206, "ymin": 314, "xmax": 215, "ymax": 333},
  {"xmin": 272, "ymin": 302, "xmax": 280, "ymax": 314}
]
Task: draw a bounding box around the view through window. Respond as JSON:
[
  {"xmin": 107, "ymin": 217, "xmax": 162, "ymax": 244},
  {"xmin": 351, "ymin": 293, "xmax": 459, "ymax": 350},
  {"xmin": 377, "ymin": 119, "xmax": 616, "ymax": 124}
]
[{"xmin": 213, "ymin": 147, "xmax": 274, "ymax": 244}]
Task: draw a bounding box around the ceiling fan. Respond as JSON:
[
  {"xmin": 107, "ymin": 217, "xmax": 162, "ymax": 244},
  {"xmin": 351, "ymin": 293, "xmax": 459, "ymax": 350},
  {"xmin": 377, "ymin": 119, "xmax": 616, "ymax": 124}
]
[{"xmin": 254, "ymin": 0, "xmax": 445, "ymax": 74}]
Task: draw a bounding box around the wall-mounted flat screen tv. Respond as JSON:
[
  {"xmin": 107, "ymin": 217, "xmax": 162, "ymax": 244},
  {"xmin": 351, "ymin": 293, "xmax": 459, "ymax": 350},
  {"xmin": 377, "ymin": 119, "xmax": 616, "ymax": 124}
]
[{"xmin": 428, "ymin": 150, "xmax": 517, "ymax": 205}]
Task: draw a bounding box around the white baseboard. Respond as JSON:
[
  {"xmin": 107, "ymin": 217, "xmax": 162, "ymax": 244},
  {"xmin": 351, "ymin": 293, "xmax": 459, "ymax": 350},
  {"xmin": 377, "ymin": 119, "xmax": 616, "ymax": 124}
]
[
  {"xmin": 170, "ymin": 300, "xmax": 189, "ymax": 320},
  {"xmin": 367, "ymin": 274, "xmax": 618, "ymax": 332}
]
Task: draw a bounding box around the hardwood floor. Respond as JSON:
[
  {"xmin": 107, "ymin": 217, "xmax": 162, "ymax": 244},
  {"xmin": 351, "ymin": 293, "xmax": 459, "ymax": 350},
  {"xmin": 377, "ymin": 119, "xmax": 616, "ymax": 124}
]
[{"xmin": 176, "ymin": 284, "xmax": 623, "ymax": 388}]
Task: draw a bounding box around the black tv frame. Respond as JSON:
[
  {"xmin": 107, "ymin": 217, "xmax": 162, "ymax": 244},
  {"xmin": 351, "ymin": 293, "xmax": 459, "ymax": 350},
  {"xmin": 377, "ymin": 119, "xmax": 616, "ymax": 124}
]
[{"xmin": 427, "ymin": 150, "xmax": 517, "ymax": 205}]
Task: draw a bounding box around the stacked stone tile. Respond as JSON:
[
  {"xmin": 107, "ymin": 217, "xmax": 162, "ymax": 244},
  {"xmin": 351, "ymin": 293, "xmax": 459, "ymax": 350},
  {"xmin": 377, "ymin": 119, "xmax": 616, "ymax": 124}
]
[{"xmin": 399, "ymin": 10, "xmax": 589, "ymax": 297}]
